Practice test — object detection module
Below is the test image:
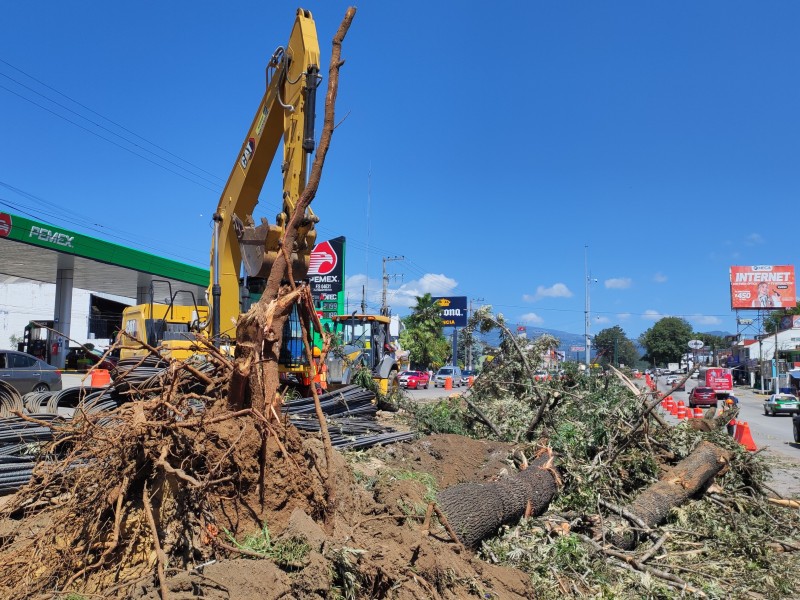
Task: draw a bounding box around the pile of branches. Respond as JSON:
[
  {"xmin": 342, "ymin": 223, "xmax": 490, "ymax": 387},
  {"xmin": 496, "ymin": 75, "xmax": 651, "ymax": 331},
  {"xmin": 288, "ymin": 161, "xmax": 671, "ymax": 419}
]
[
  {"xmin": 0, "ymin": 345, "xmax": 331, "ymax": 598},
  {"xmin": 405, "ymin": 306, "xmax": 800, "ymax": 598}
]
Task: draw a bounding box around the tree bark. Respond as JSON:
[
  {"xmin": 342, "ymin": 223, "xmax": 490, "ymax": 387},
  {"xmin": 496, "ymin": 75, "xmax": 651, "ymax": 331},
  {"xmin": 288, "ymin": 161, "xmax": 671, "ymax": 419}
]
[
  {"xmin": 228, "ymin": 7, "xmax": 357, "ymax": 411},
  {"xmin": 606, "ymin": 441, "xmax": 731, "ymax": 549},
  {"xmin": 436, "ymin": 450, "xmax": 559, "ymax": 548}
]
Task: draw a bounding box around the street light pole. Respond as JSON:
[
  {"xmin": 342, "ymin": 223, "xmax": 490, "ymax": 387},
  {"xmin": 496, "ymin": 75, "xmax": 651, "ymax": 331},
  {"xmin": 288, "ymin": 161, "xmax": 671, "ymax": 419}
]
[{"xmin": 584, "ymin": 246, "xmax": 595, "ymax": 370}]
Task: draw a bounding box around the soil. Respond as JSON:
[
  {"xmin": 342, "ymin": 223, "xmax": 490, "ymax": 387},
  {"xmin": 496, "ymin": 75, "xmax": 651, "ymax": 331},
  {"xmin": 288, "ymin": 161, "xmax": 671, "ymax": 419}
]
[
  {"xmin": 125, "ymin": 433, "xmax": 533, "ymax": 600},
  {"xmin": 0, "ymin": 420, "xmax": 534, "ymax": 599}
]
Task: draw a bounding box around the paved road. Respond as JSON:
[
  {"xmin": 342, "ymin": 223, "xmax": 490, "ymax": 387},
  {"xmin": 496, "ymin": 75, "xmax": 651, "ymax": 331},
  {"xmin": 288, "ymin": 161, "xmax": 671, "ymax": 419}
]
[{"xmin": 655, "ymin": 376, "xmax": 800, "ymax": 459}]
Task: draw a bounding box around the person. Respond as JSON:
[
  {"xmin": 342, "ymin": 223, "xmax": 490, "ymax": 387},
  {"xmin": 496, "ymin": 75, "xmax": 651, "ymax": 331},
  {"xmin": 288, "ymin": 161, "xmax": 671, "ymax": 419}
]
[
  {"xmin": 752, "ymin": 282, "xmax": 781, "ymax": 308},
  {"xmin": 312, "ymin": 346, "xmax": 327, "ymax": 394}
]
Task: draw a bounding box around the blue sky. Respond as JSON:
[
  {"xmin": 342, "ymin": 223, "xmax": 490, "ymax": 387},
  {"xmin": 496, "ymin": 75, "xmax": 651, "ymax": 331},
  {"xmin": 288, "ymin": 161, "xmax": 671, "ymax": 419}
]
[{"xmin": 2, "ymin": 1, "xmax": 799, "ymax": 341}]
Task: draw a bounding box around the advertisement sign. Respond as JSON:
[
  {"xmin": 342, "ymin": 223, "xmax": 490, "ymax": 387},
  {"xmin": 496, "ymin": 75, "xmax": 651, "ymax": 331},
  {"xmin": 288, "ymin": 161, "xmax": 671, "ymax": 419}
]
[
  {"xmin": 701, "ymin": 367, "xmax": 733, "ymax": 392},
  {"xmin": 730, "ymin": 265, "xmax": 796, "ymax": 310},
  {"xmin": 432, "ymin": 296, "xmax": 467, "ymax": 327},
  {"xmin": 779, "ymin": 315, "xmax": 800, "ymax": 331},
  {"xmin": 570, "ymin": 345, "xmax": 585, "ymax": 352}
]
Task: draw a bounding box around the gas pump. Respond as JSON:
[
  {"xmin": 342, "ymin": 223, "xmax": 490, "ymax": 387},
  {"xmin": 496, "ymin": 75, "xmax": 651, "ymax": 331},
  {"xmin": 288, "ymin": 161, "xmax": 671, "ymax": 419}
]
[{"xmin": 18, "ymin": 320, "xmax": 57, "ymax": 365}]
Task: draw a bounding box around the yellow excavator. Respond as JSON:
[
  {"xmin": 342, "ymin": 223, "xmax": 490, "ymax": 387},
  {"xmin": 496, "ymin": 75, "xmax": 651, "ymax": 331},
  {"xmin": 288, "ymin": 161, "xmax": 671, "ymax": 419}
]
[{"xmin": 121, "ymin": 9, "xmax": 321, "ymax": 374}]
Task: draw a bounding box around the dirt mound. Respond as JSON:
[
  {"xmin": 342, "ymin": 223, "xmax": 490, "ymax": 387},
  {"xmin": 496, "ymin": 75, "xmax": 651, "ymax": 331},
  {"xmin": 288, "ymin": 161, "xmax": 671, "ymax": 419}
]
[{"xmin": 0, "ymin": 358, "xmax": 534, "ymax": 600}]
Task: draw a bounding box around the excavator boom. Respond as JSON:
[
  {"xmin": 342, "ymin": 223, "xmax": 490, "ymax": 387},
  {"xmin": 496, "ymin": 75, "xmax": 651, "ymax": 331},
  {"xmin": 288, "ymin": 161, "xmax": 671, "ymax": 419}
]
[{"xmin": 210, "ymin": 8, "xmax": 321, "ymax": 340}]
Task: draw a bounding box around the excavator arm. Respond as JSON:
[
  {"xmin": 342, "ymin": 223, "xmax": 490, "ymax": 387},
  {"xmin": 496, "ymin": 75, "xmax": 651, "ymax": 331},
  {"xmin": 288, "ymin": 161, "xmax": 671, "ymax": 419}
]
[{"xmin": 209, "ymin": 8, "xmax": 321, "ymax": 340}]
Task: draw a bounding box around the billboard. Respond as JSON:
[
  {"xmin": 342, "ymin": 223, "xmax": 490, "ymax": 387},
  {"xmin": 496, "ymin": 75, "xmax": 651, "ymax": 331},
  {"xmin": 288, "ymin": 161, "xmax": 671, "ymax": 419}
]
[
  {"xmin": 730, "ymin": 265, "xmax": 796, "ymax": 310},
  {"xmin": 779, "ymin": 315, "xmax": 800, "ymax": 331},
  {"xmin": 432, "ymin": 296, "xmax": 467, "ymax": 327}
]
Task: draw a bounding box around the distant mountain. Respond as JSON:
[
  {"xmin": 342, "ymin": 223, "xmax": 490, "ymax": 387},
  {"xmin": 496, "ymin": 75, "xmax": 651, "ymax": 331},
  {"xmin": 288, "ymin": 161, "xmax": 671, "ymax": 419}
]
[
  {"xmin": 697, "ymin": 330, "xmax": 734, "ymax": 338},
  {"xmin": 476, "ymin": 326, "xmax": 589, "ymax": 358},
  {"xmin": 474, "ymin": 326, "xmax": 648, "ymax": 362}
]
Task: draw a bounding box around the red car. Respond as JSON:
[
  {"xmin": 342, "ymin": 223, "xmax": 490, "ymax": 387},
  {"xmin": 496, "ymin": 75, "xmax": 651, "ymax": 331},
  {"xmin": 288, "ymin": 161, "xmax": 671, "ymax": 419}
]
[
  {"xmin": 689, "ymin": 386, "xmax": 717, "ymax": 408},
  {"xmin": 398, "ymin": 370, "xmax": 430, "ymax": 390}
]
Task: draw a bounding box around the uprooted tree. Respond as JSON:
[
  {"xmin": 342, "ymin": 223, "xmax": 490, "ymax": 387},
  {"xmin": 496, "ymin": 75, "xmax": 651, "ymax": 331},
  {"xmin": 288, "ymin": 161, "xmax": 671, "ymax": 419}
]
[{"xmin": 0, "ymin": 8, "xmax": 357, "ymax": 600}]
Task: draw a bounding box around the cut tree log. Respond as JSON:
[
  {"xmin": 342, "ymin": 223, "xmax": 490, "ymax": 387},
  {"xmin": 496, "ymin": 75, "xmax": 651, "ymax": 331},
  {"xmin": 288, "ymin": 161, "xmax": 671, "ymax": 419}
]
[
  {"xmin": 436, "ymin": 449, "xmax": 559, "ymax": 548},
  {"xmin": 605, "ymin": 441, "xmax": 731, "ymax": 550}
]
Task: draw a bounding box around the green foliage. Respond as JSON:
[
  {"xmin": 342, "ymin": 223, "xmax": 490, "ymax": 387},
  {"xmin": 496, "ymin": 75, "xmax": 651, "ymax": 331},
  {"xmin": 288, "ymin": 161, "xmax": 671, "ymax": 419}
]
[
  {"xmin": 400, "ymin": 293, "xmax": 450, "ymax": 368},
  {"xmin": 329, "ymin": 547, "xmax": 366, "ymax": 600},
  {"xmin": 638, "ymin": 317, "xmax": 693, "ymax": 365},
  {"xmin": 223, "ymin": 522, "xmax": 309, "ymax": 569},
  {"xmin": 352, "ymin": 365, "xmax": 376, "ymax": 391},
  {"xmin": 764, "ymin": 302, "xmax": 800, "ymax": 334},
  {"xmin": 405, "ymin": 397, "xmax": 470, "ymax": 436},
  {"xmin": 593, "ymin": 325, "xmax": 640, "ymax": 368}
]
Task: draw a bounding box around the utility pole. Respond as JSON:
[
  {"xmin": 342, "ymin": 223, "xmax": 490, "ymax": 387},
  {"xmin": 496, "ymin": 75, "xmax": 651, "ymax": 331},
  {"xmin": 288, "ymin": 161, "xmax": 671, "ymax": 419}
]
[
  {"xmin": 380, "ymin": 256, "xmax": 404, "ymax": 316},
  {"xmin": 467, "ymin": 297, "xmax": 484, "ymax": 371},
  {"xmin": 584, "ymin": 245, "xmax": 595, "ymax": 370}
]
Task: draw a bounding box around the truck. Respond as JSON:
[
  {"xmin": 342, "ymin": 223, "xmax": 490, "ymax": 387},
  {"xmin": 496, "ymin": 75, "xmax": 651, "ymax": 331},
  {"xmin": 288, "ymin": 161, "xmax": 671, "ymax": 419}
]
[
  {"xmin": 697, "ymin": 367, "xmax": 733, "ymax": 394},
  {"xmin": 667, "ymin": 362, "xmax": 680, "ymax": 374},
  {"xmin": 120, "ymin": 9, "xmax": 321, "ymax": 385}
]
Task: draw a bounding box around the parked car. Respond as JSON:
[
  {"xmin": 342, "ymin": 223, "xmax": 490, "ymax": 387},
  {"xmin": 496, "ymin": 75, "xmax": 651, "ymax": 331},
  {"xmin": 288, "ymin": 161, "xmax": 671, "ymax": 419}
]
[
  {"xmin": 398, "ymin": 370, "xmax": 430, "ymax": 390},
  {"xmin": 763, "ymin": 393, "xmax": 800, "ymax": 417},
  {"xmin": 0, "ymin": 349, "xmax": 63, "ymax": 394},
  {"xmin": 460, "ymin": 369, "xmax": 477, "ymax": 385},
  {"xmin": 689, "ymin": 386, "xmax": 717, "ymax": 408},
  {"xmin": 433, "ymin": 366, "xmax": 463, "ymax": 388}
]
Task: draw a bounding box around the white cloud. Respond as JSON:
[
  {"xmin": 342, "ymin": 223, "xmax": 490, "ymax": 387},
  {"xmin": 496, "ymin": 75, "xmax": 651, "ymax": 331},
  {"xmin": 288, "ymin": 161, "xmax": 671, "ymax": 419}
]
[
  {"xmin": 692, "ymin": 315, "xmax": 721, "ymax": 326},
  {"xmin": 643, "ymin": 310, "xmax": 663, "ymax": 320},
  {"xmin": 605, "ymin": 277, "xmax": 632, "ymax": 289},
  {"xmin": 519, "ymin": 312, "xmax": 544, "ymax": 325},
  {"xmin": 745, "ymin": 233, "xmax": 764, "ymax": 246},
  {"xmin": 525, "ymin": 283, "xmax": 573, "ymax": 301},
  {"xmin": 360, "ymin": 272, "xmax": 459, "ymax": 310},
  {"xmin": 653, "ymin": 272, "xmax": 667, "ymax": 283}
]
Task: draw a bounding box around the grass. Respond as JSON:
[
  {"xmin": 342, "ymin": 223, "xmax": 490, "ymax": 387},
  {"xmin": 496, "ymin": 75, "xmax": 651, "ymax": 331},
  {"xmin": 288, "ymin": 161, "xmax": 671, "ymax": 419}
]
[{"xmin": 223, "ymin": 522, "xmax": 310, "ymax": 569}]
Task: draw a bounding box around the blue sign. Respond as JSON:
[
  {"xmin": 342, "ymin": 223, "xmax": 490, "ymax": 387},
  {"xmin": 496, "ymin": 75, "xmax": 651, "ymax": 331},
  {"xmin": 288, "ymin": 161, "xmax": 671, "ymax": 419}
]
[{"xmin": 432, "ymin": 296, "xmax": 467, "ymax": 327}]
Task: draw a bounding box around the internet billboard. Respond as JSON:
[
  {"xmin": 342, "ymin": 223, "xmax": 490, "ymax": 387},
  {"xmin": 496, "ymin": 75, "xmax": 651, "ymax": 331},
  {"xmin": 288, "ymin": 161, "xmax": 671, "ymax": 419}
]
[{"xmin": 730, "ymin": 265, "xmax": 796, "ymax": 310}]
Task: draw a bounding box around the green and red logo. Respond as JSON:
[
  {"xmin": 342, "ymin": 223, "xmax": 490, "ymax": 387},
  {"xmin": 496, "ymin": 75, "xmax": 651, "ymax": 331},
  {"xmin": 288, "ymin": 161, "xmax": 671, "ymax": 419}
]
[{"xmin": 0, "ymin": 213, "xmax": 11, "ymax": 238}]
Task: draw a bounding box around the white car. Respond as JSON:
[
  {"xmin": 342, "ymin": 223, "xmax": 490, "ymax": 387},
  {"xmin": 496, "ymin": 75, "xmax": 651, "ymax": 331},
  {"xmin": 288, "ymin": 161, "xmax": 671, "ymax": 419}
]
[
  {"xmin": 665, "ymin": 375, "xmax": 678, "ymax": 385},
  {"xmin": 763, "ymin": 393, "xmax": 800, "ymax": 416}
]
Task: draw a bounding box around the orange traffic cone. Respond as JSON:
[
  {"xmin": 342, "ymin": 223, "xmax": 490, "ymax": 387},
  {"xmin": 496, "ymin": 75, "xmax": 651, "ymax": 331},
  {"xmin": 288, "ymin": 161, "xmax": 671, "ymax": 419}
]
[
  {"xmin": 676, "ymin": 405, "xmax": 687, "ymax": 419},
  {"xmin": 693, "ymin": 407, "xmax": 704, "ymax": 418},
  {"xmin": 733, "ymin": 421, "xmax": 744, "ymax": 442},
  {"xmin": 736, "ymin": 421, "xmax": 757, "ymax": 451}
]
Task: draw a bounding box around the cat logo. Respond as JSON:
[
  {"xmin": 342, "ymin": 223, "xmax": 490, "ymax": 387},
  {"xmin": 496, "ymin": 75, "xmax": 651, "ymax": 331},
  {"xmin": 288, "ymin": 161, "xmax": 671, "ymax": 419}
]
[{"xmin": 240, "ymin": 138, "xmax": 256, "ymax": 169}]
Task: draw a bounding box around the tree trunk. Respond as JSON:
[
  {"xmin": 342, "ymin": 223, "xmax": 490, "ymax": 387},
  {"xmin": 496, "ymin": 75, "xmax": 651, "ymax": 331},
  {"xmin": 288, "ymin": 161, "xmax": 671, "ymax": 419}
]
[
  {"xmin": 436, "ymin": 450, "xmax": 559, "ymax": 548},
  {"xmin": 606, "ymin": 441, "xmax": 731, "ymax": 549}
]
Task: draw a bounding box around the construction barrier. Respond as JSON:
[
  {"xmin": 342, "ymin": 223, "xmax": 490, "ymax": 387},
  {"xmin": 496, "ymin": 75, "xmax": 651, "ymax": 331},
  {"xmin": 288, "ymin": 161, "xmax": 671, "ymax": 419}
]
[
  {"xmin": 90, "ymin": 369, "xmax": 111, "ymax": 387},
  {"xmin": 676, "ymin": 405, "xmax": 687, "ymax": 420},
  {"xmin": 444, "ymin": 376, "xmax": 452, "ymax": 391},
  {"xmin": 735, "ymin": 421, "xmax": 757, "ymax": 451},
  {"xmin": 693, "ymin": 407, "xmax": 704, "ymax": 418},
  {"xmin": 468, "ymin": 376, "xmax": 474, "ymax": 387}
]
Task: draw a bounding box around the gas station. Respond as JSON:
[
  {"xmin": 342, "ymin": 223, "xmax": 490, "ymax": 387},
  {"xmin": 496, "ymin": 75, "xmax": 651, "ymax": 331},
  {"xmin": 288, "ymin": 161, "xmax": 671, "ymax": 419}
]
[{"xmin": 0, "ymin": 211, "xmax": 209, "ymax": 368}]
